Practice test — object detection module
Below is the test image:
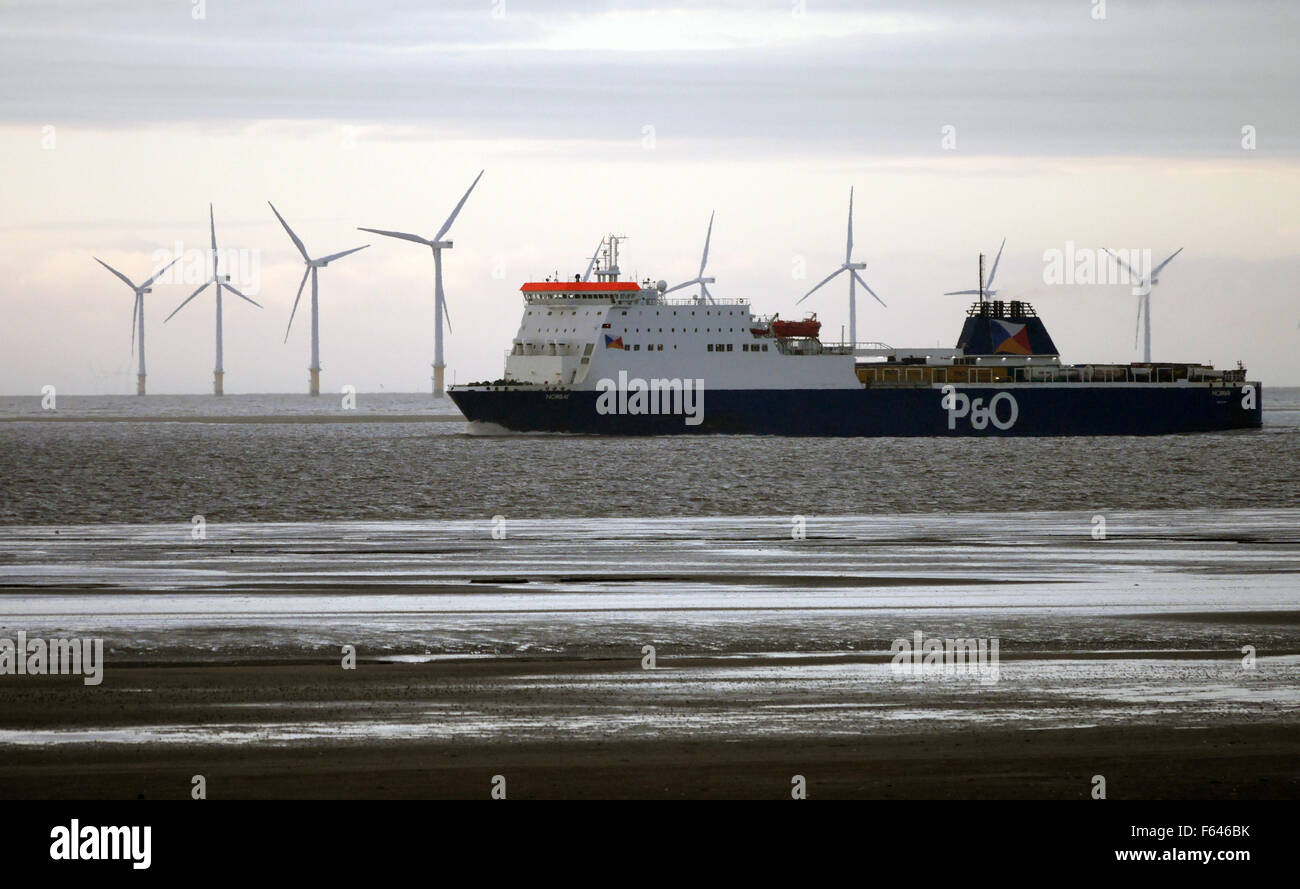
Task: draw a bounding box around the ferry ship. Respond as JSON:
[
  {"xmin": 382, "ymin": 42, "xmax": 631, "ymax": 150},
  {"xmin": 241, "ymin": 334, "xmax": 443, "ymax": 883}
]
[{"xmin": 449, "ymin": 236, "xmax": 1261, "ymax": 436}]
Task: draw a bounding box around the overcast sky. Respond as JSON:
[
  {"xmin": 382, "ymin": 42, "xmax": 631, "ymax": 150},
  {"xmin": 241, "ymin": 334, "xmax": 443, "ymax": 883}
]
[{"xmin": 2, "ymin": 0, "xmax": 1298, "ymax": 393}]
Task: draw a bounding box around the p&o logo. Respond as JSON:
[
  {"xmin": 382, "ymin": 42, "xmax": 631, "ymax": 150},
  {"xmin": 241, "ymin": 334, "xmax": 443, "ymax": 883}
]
[{"xmin": 941, "ymin": 385, "xmax": 1018, "ymax": 431}]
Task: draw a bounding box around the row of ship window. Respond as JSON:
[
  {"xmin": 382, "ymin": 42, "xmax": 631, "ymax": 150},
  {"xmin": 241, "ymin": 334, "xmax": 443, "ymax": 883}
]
[
  {"xmin": 616, "ymin": 343, "xmax": 771, "ymax": 353},
  {"xmin": 707, "ymin": 343, "xmax": 770, "ymax": 352}
]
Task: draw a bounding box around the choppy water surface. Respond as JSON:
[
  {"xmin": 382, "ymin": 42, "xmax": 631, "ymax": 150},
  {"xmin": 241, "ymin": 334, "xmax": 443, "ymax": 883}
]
[{"xmin": 0, "ymin": 390, "xmax": 1296, "ymax": 525}]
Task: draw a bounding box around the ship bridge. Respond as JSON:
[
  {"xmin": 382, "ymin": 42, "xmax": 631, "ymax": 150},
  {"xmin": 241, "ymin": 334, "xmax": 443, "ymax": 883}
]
[{"xmin": 521, "ymin": 280, "xmax": 653, "ymax": 307}]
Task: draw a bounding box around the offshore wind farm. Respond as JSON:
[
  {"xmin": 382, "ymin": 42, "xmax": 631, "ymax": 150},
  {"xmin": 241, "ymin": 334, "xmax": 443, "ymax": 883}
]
[
  {"xmin": 84, "ymin": 180, "xmax": 1217, "ymax": 426},
  {"xmin": 2, "ymin": 1, "xmax": 1299, "ymax": 827}
]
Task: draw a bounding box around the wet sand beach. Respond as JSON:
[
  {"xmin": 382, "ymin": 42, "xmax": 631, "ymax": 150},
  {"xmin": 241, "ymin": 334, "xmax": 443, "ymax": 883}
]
[
  {"xmin": 1, "ymin": 510, "xmax": 1297, "ymax": 798},
  {"xmin": 1, "ymin": 661, "xmax": 1296, "ymax": 800}
]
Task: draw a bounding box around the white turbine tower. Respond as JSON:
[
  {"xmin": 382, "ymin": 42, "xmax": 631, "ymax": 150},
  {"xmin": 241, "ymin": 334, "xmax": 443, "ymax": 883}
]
[
  {"xmin": 1104, "ymin": 247, "xmax": 1183, "ymax": 363},
  {"xmin": 93, "ymin": 254, "xmax": 181, "ymax": 396},
  {"xmin": 945, "ymin": 238, "xmax": 1006, "ymax": 302},
  {"xmin": 358, "ymin": 170, "xmax": 484, "ymax": 398},
  {"xmin": 798, "ymin": 187, "xmax": 885, "ymax": 347},
  {"xmin": 269, "ymin": 203, "xmax": 369, "ymax": 396},
  {"xmin": 665, "ymin": 211, "xmax": 717, "ymax": 303},
  {"xmin": 164, "ymin": 205, "xmax": 263, "ymax": 396}
]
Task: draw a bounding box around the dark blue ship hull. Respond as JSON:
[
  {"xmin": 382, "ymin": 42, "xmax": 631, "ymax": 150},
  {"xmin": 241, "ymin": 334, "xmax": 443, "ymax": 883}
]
[{"xmin": 449, "ymin": 384, "xmax": 1262, "ymax": 436}]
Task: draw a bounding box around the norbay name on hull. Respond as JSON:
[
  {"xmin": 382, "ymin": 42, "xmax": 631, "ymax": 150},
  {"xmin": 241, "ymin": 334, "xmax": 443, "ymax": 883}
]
[{"xmin": 449, "ymin": 236, "xmax": 1262, "ymax": 436}]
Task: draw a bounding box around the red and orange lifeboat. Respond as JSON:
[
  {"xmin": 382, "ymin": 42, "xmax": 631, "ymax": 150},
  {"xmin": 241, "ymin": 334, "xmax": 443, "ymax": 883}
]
[{"xmin": 771, "ymin": 312, "xmax": 821, "ymax": 339}]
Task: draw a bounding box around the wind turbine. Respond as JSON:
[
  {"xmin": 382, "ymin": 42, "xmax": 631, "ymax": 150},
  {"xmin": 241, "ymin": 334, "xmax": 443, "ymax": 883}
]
[
  {"xmin": 582, "ymin": 236, "xmax": 606, "ymax": 281},
  {"xmin": 269, "ymin": 203, "xmax": 369, "ymax": 396},
  {"xmin": 665, "ymin": 211, "xmax": 717, "ymax": 303},
  {"xmin": 945, "ymin": 238, "xmax": 1006, "ymax": 302},
  {"xmin": 92, "ymin": 254, "xmax": 181, "ymax": 396},
  {"xmin": 358, "ymin": 170, "xmax": 484, "ymax": 398},
  {"xmin": 798, "ymin": 187, "xmax": 885, "ymax": 347},
  {"xmin": 164, "ymin": 205, "xmax": 263, "ymax": 396},
  {"xmin": 1104, "ymin": 247, "xmax": 1183, "ymax": 363}
]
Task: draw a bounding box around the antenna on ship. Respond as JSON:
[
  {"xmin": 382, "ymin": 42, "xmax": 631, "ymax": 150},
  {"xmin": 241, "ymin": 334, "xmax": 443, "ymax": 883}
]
[
  {"xmin": 945, "ymin": 238, "xmax": 1005, "ymax": 303},
  {"xmin": 595, "ymin": 234, "xmax": 627, "ymax": 283}
]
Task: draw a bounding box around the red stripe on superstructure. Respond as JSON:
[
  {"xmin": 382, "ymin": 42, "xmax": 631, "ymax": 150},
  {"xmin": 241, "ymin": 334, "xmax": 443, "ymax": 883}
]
[{"xmin": 520, "ymin": 281, "xmax": 642, "ymax": 292}]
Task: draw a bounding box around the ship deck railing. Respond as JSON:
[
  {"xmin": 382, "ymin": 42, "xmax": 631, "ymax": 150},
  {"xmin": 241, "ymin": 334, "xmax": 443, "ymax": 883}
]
[
  {"xmin": 522, "ymin": 293, "xmax": 750, "ymax": 307},
  {"xmin": 819, "ymin": 342, "xmax": 896, "ymax": 355},
  {"xmin": 858, "ymin": 364, "xmax": 1246, "ymax": 385}
]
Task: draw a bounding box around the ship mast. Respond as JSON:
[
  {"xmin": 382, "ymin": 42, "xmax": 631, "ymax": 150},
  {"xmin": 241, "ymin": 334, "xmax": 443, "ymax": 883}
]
[
  {"xmin": 978, "ymin": 252, "xmax": 985, "ymax": 304},
  {"xmin": 595, "ymin": 234, "xmax": 627, "ymax": 283}
]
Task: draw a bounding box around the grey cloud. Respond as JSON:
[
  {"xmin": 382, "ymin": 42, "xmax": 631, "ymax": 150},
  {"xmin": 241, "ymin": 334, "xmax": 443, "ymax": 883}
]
[{"xmin": 2, "ymin": 1, "xmax": 1297, "ymax": 155}]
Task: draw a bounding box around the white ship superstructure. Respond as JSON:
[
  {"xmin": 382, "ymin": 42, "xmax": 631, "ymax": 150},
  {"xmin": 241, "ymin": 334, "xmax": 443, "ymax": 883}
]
[{"xmin": 504, "ymin": 236, "xmax": 901, "ymax": 391}]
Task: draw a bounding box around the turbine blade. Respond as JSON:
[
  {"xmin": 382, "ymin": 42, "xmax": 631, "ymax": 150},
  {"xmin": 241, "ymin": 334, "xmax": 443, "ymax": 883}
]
[
  {"xmin": 698, "ymin": 211, "xmax": 714, "ymax": 277},
  {"xmin": 582, "ymin": 237, "xmax": 604, "ymax": 282},
  {"xmin": 1134, "ymin": 297, "xmax": 1144, "ymax": 348},
  {"xmin": 852, "ymin": 270, "xmax": 886, "ymax": 307},
  {"xmin": 139, "ymin": 255, "xmax": 182, "ymax": 289},
  {"xmin": 701, "ymin": 282, "xmax": 714, "ymax": 304},
  {"xmin": 985, "ymin": 237, "xmax": 1006, "ymax": 291},
  {"xmin": 164, "ymin": 279, "xmax": 211, "ymax": 322},
  {"xmin": 93, "ymin": 257, "xmax": 137, "ymax": 291},
  {"xmin": 222, "ymin": 280, "xmax": 263, "ymax": 308},
  {"xmin": 284, "ymin": 267, "xmax": 311, "ymax": 343},
  {"xmin": 357, "ymin": 227, "xmax": 433, "ymax": 246},
  {"xmin": 944, "ymin": 289, "xmax": 981, "ymax": 296},
  {"xmin": 442, "ymin": 297, "xmax": 453, "ymax": 335},
  {"xmin": 797, "ymin": 267, "xmax": 844, "ymax": 304},
  {"xmin": 268, "ymin": 202, "xmax": 310, "ymax": 262},
  {"xmin": 1104, "ymin": 247, "xmax": 1139, "ymax": 280},
  {"xmin": 209, "ymin": 204, "xmax": 217, "ymax": 256},
  {"xmin": 1151, "ymin": 247, "xmax": 1184, "ymax": 279},
  {"xmin": 664, "ymin": 279, "xmax": 698, "ymax": 294},
  {"xmin": 315, "ymin": 244, "xmax": 369, "ymax": 265},
  {"xmin": 845, "ymin": 186, "xmax": 854, "ymax": 263},
  {"xmin": 434, "ymin": 169, "xmax": 484, "ymax": 242}
]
